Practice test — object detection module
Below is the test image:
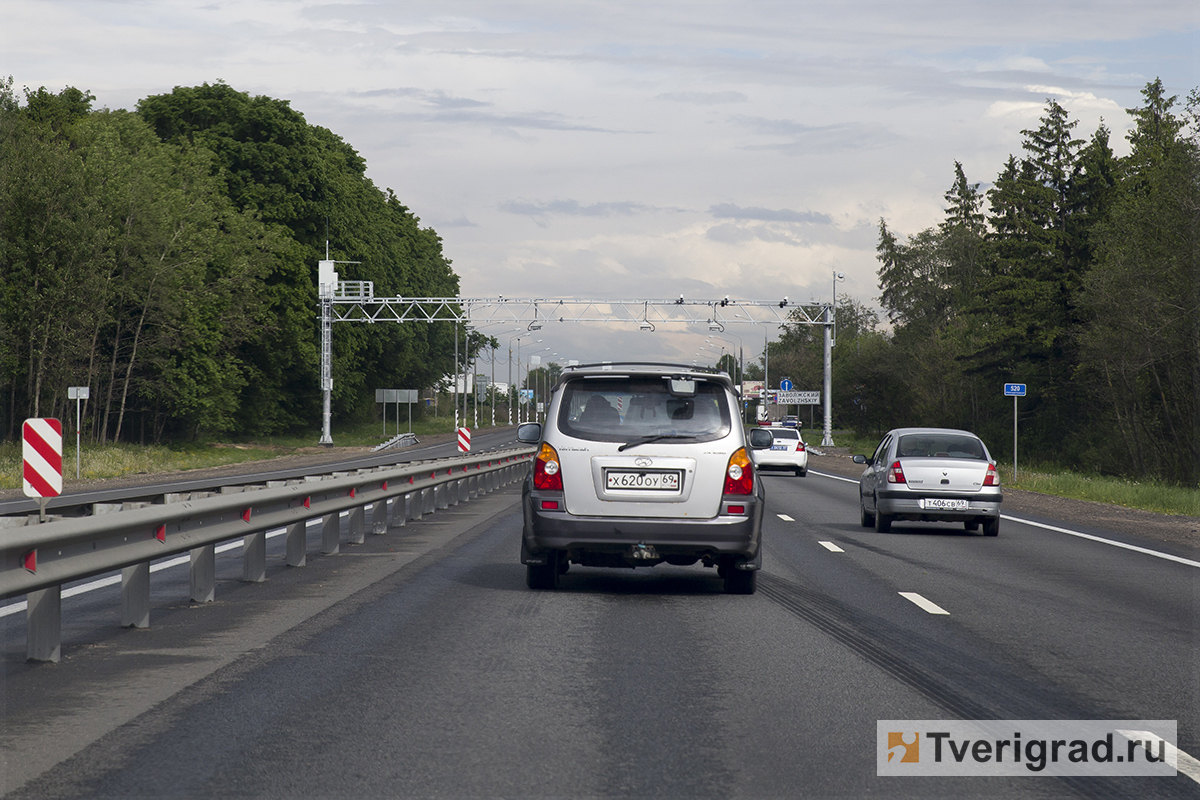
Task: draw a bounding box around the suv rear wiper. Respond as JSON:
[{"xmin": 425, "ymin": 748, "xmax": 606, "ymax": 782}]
[{"xmin": 617, "ymin": 434, "xmax": 696, "ymax": 452}]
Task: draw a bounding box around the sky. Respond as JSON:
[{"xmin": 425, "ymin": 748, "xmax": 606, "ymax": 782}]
[{"xmin": 3, "ymin": 0, "xmax": 1198, "ymax": 368}]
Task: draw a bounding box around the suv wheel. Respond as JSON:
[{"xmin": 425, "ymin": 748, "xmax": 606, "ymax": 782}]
[
  {"xmin": 526, "ymin": 552, "xmax": 561, "ymax": 590},
  {"xmin": 724, "ymin": 568, "xmax": 757, "ymax": 595}
]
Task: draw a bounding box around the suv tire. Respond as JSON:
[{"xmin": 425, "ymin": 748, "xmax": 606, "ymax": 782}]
[
  {"xmin": 526, "ymin": 556, "xmax": 560, "ymax": 590},
  {"xmin": 724, "ymin": 568, "xmax": 757, "ymax": 595}
]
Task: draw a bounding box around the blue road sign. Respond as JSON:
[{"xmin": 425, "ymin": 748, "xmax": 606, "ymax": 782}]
[
  {"xmin": 1004, "ymin": 383, "xmax": 1027, "ymax": 396},
  {"xmin": 780, "ymin": 378, "xmax": 794, "ymax": 391}
]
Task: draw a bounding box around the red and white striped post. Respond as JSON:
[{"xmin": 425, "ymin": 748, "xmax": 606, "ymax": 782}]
[
  {"xmin": 23, "ymin": 418, "xmax": 63, "ymax": 522},
  {"xmin": 457, "ymin": 427, "xmax": 471, "ymax": 453}
]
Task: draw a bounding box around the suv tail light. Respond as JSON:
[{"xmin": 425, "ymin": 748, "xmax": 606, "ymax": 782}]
[
  {"xmin": 533, "ymin": 443, "xmax": 563, "ymax": 491},
  {"xmin": 724, "ymin": 447, "xmax": 755, "ymax": 495},
  {"xmin": 886, "ymin": 460, "xmax": 906, "ymax": 484},
  {"xmin": 983, "ymin": 463, "xmax": 999, "ymax": 486}
]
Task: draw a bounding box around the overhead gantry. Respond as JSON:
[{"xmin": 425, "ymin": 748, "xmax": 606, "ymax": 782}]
[{"xmin": 317, "ymin": 261, "xmax": 840, "ymax": 446}]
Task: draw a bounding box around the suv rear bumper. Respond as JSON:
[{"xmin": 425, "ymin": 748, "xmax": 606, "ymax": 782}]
[{"xmin": 522, "ymin": 489, "xmax": 763, "ymax": 566}]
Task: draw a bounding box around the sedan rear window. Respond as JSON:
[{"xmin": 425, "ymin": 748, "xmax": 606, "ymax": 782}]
[
  {"xmin": 896, "ymin": 434, "xmax": 985, "ymax": 459},
  {"xmin": 558, "ymin": 377, "xmax": 731, "ymax": 443}
]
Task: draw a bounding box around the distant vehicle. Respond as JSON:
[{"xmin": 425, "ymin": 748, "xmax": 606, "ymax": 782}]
[
  {"xmin": 517, "ymin": 363, "xmax": 766, "ymax": 594},
  {"xmin": 749, "ymin": 427, "xmax": 807, "ymax": 477},
  {"xmin": 853, "ymin": 428, "xmax": 1001, "ymax": 536},
  {"xmin": 781, "ymin": 415, "xmax": 799, "ymax": 428}
]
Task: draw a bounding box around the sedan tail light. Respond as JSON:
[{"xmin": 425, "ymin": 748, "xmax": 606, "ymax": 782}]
[
  {"xmin": 796, "ymin": 442, "xmax": 806, "ymax": 452},
  {"xmin": 533, "ymin": 443, "xmax": 563, "ymax": 491},
  {"xmin": 724, "ymin": 447, "xmax": 755, "ymax": 495},
  {"xmin": 983, "ymin": 463, "xmax": 999, "ymax": 486},
  {"xmin": 886, "ymin": 460, "xmax": 906, "ymax": 484}
]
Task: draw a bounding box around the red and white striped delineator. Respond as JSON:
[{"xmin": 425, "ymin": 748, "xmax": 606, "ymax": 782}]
[
  {"xmin": 23, "ymin": 418, "xmax": 63, "ymax": 498},
  {"xmin": 457, "ymin": 426, "xmax": 471, "ymax": 453}
]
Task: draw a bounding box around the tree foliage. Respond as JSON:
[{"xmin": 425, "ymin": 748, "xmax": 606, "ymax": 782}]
[
  {"xmin": 1, "ymin": 80, "xmax": 462, "ymax": 442},
  {"xmin": 855, "ymin": 82, "xmax": 1199, "ymax": 484}
]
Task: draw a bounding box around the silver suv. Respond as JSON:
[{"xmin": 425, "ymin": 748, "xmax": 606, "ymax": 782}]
[{"xmin": 516, "ymin": 363, "xmax": 766, "ymax": 594}]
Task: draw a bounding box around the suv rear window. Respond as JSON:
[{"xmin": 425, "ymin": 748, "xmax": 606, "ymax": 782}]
[{"xmin": 558, "ymin": 376, "xmax": 732, "ymax": 443}]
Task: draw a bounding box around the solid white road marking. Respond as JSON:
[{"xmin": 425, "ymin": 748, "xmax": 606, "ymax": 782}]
[
  {"xmin": 1006, "ymin": 516, "xmax": 1200, "ymax": 569},
  {"xmin": 808, "ymin": 470, "xmax": 1200, "ymax": 570},
  {"xmin": 818, "ymin": 541, "xmax": 844, "ymax": 553},
  {"xmin": 1116, "ymin": 730, "xmax": 1200, "ymax": 785},
  {"xmin": 777, "ymin": 513, "xmax": 795, "ymax": 521},
  {"xmin": 898, "ymin": 591, "xmax": 949, "ymax": 615}
]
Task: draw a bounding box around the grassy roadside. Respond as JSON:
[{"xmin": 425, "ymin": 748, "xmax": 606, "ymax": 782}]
[
  {"xmin": 0, "ymin": 417, "xmax": 490, "ymax": 491},
  {"xmin": 825, "ymin": 431, "xmax": 1199, "ymax": 518}
]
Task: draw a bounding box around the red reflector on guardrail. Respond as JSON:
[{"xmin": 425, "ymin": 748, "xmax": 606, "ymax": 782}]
[{"xmin": 23, "ymin": 550, "xmax": 36, "ymax": 573}]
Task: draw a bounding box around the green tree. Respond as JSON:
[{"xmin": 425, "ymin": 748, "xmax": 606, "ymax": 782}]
[
  {"xmin": 137, "ymin": 83, "xmax": 460, "ymax": 433},
  {"xmin": 1075, "ymin": 83, "xmax": 1199, "ymax": 483}
]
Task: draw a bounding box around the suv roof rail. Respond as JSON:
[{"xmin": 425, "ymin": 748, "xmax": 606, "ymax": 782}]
[{"xmin": 564, "ymin": 361, "xmax": 721, "ymax": 374}]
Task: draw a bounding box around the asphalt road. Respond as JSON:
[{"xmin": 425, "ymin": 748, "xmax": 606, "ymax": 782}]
[{"xmin": 2, "ymin": 458, "xmax": 1198, "ymax": 798}]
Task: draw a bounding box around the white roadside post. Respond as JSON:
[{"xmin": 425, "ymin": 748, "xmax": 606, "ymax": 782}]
[{"xmin": 68, "ymin": 386, "xmax": 89, "ymax": 479}]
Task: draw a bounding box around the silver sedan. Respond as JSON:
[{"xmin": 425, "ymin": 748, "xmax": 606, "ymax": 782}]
[{"xmin": 853, "ymin": 427, "xmax": 1002, "ymax": 536}]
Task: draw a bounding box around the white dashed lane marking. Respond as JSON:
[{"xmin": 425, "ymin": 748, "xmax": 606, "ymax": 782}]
[
  {"xmin": 777, "ymin": 513, "xmax": 795, "ymax": 521},
  {"xmin": 898, "ymin": 592, "xmax": 950, "ymax": 615},
  {"xmin": 818, "ymin": 541, "xmax": 845, "ymax": 553}
]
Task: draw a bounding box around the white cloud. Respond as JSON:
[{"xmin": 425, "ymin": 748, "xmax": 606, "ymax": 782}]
[{"xmin": 4, "ymin": 0, "xmax": 1195, "ymax": 363}]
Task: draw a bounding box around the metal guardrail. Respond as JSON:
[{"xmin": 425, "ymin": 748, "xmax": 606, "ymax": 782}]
[{"xmin": 1, "ymin": 447, "xmax": 535, "ymax": 662}]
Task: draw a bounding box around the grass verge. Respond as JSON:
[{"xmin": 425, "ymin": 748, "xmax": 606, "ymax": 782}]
[{"xmin": 0, "ymin": 416, "xmax": 489, "ymax": 491}]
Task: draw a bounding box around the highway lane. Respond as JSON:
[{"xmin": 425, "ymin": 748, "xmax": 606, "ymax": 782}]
[{"xmin": 3, "ymin": 466, "xmax": 1198, "ymax": 797}]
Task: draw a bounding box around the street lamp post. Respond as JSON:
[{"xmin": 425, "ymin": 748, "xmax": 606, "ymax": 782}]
[{"xmin": 823, "ymin": 270, "xmax": 845, "ymax": 446}]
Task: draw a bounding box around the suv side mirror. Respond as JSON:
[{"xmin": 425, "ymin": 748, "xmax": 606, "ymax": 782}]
[
  {"xmin": 748, "ymin": 428, "xmax": 774, "ymax": 449},
  {"xmin": 516, "ymin": 422, "xmax": 542, "ymax": 444}
]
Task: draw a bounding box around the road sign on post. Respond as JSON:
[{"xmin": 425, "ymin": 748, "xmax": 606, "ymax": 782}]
[
  {"xmin": 1003, "ymin": 384, "xmax": 1026, "ymax": 478},
  {"xmin": 776, "ymin": 390, "xmax": 820, "ymax": 405},
  {"xmin": 457, "ymin": 427, "xmax": 471, "ymax": 452}
]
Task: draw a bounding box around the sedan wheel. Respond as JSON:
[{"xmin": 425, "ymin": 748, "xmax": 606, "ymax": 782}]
[
  {"xmin": 982, "ymin": 517, "xmax": 1000, "ymax": 537},
  {"xmin": 860, "ymin": 501, "xmax": 875, "ymax": 528},
  {"xmin": 873, "ymin": 499, "xmax": 892, "ymax": 533}
]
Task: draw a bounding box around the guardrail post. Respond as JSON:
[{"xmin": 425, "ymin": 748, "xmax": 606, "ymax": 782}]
[
  {"xmin": 371, "ymin": 499, "xmax": 388, "ymax": 535},
  {"xmin": 92, "ymin": 500, "xmax": 154, "ymax": 629},
  {"xmin": 322, "ymin": 513, "xmax": 340, "ymax": 554},
  {"xmin": 423, "ymin": 487, "xmax": 434, "ymax": 516},
  {"xmin": 243, "ymin": 532, "xmax": 266, "ymax": 582},
  {"xmin": 286, "ymin": 520, "xmax": 307, "ymax": 567},
  {"xmin": 348, "ymin": 505, "xmax": 365, "ymax": 545},
  {"xmin": 191, "ymin": 545, "xmax": 215, "ymax": 603},
  {"xmin": 27, "ymin": 586, "xmax": 61, "ymax": 663},
  {"xmin": 121, "ymin": 563, "xmax": 150, "ymax": 628}
]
